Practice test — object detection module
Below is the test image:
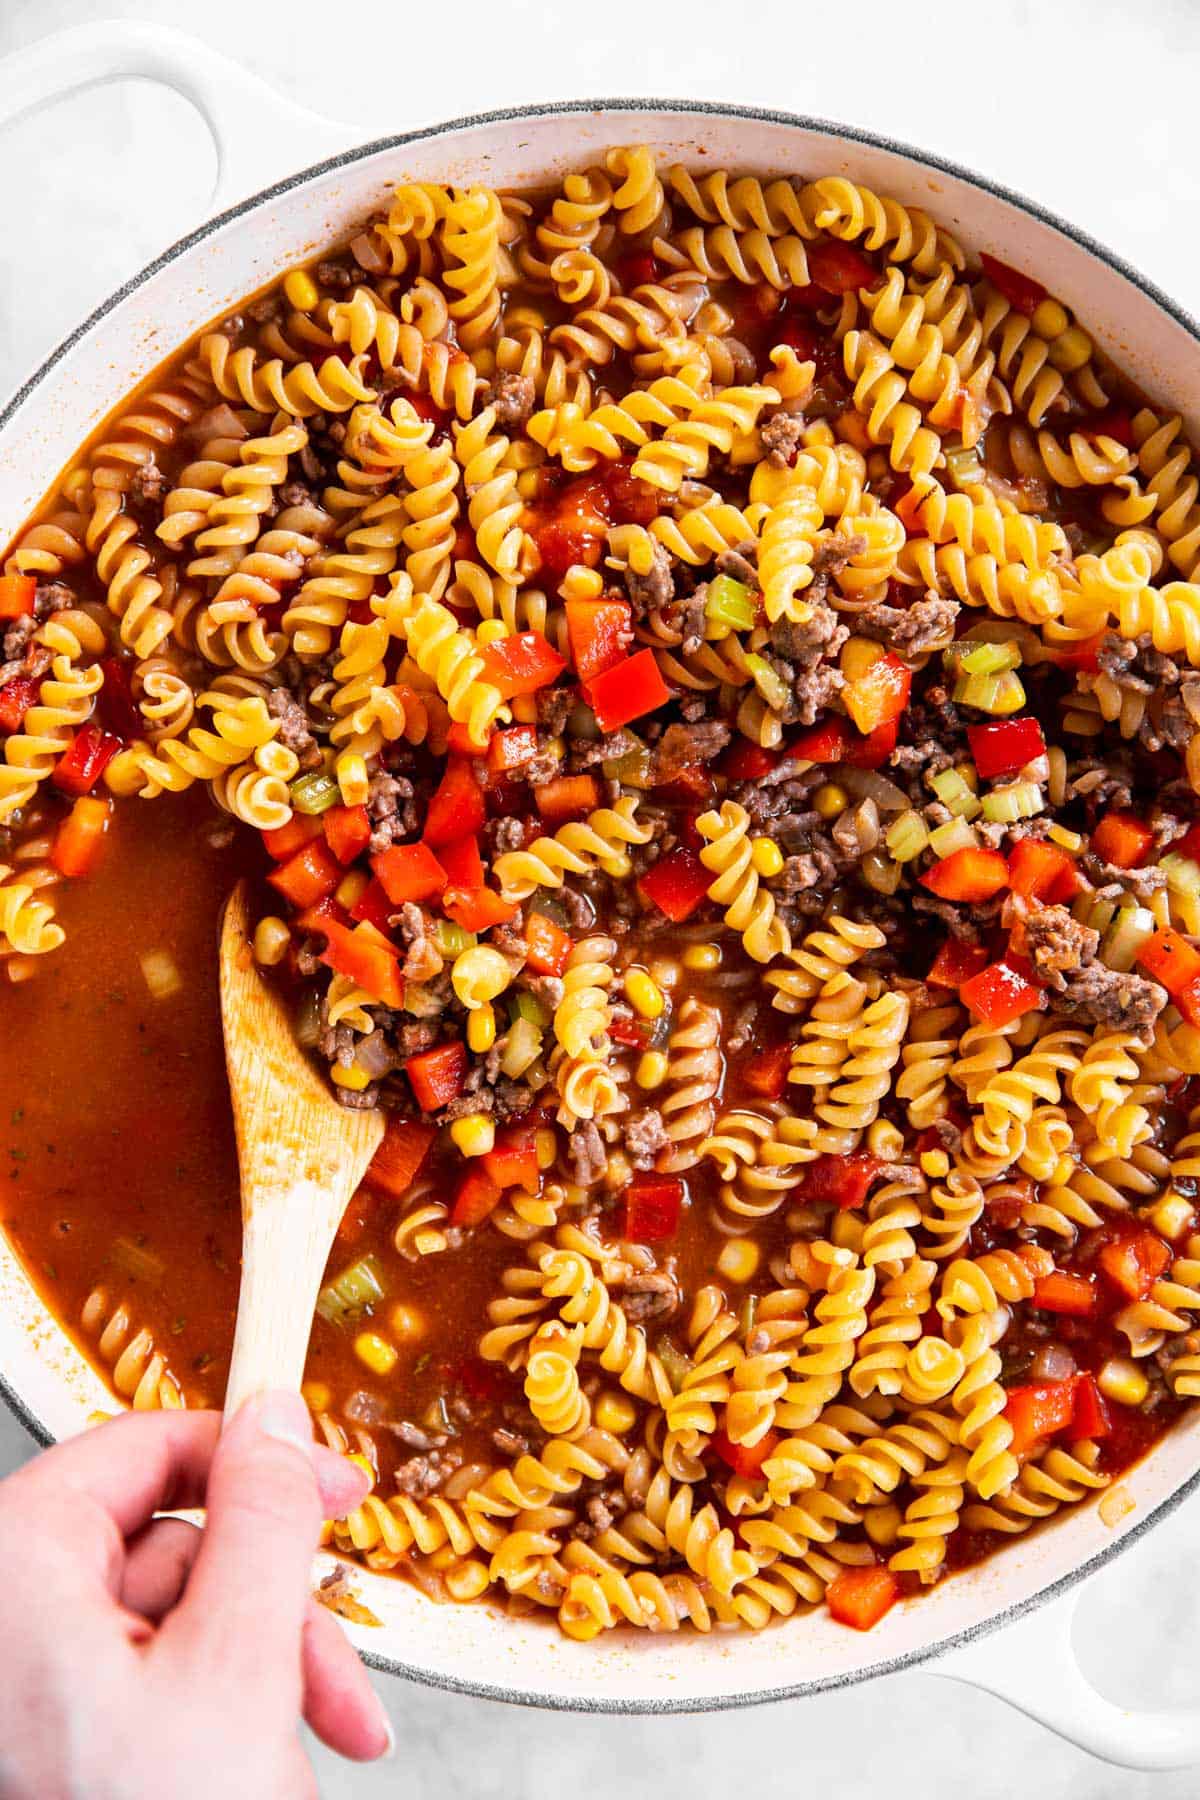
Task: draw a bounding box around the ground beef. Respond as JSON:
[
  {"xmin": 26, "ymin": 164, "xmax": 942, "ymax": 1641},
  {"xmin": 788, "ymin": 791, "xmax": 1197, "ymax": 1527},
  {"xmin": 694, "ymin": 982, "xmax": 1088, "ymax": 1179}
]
[
  {"xmin": 621, "ymin": 539, "xmax": 673, "ymax": 617},
  {"xmin": 768, "ymin": 598, "xmax": 847, "ymax": 664},
  {"xmin": 489, "ymin": 915, "xmax": 528, "ymax": 965},
  {"xmin": 911, "ymin": 891, "xmax": 986, "ymax": 942},
  {"xmin": 129, "ymin": 457, "xmax": 167, "ymax": 510},
  {"xmin": 759, "ymin": 411, "xmax": 807, "ymax": 466},
  {"xmin": 1016, "ymin": 903, "xmax": 1100, "ymax": 991},
  {"xmin": 335, "ymin": 1081, "xmax": 382, "ymax": 1110},
  {"xmin": 569, "ymin": 727, "xmax": 640, "ymax": 771},
  {"xmin": 489, "ymin": 370, "xmax": 536, "ymax": 428},
  {"xmin": 266, "ymin": 686, "xmax": 322, "ymax": 770},
  {"xmin": 396, "ymin": 903, "xmax": 444, "ymax": 984},
  {"xmin": 395, "ymin": 1019, "xmax": 438, "ymax": 1057},
  {"xmin": 392, "ymin": 1446, "xmax": 463, "ymax": 1499},
  {"xmin": 491, "ymin": 1425, "xmax": 533, "ymax": 1457},
  {"xmin": 1058, "ymin": 965, "xmax": 1167, "ymax": 1037},
  {"xmin": 856, "ymin": 595, "xmax": 960, "ymax": 657},
  {"xmin": 781, "ymin": 658, "xmax": 845, "ymax": 727},
  {"xmin": 715, "ymin": 544, "xmax": 758, "ymax": 586},
  {"xmin": 567, "ymin": 1121, "xmax": 607, "ymax": 1186},
  {"xmin": 650, "ymin": 720, "xmax": 730, "ymax": 783},
  {"xmin": 676, "ymin": 588, "xmax": 708, "ymax": 655},
  {"xmin": 523, "ymin": 973, "xmax": 564, "ymax": 1011},
  {"xmin": 557, "ymin": 882, "xmax": 597, "ymax": 931},
  {"xmin": 617, "ymin": 1267, "xmax": 680, "ymax": 1324},
  {"xmin": 1, "ymin": 614, "xmax": 37, "ymax": 665},
  {"xmin": 487, "ymin": 816, "xmax": 526, "ymax": 855},
  {"xmin": 367, "ymin": 769, "xmax": 418, "ymax": 853},
  {"xmin": 1081, "ymin": 855, "xmax": 1167, "ymax": 902},
  {"xmin": 624, "ymin": 1109, "xmax": 669, "ymax": 1170},
  {"xmin": 536, "ymin": 686, "xmax": 574, "ymax": 735},
  {"xmin": 724, "ymin": 998, "xmax": 757, "ymax": 1053},
  {"xmin": 317, "ymin": 260, "xmax": 353, "ymax": 290}
]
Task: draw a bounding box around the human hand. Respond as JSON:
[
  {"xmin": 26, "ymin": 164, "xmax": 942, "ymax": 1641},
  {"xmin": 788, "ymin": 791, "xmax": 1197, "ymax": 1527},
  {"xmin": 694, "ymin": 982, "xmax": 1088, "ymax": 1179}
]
[{"xmin": 0, "ymin": 1395, "xmax": 393, "ymax": 1799}]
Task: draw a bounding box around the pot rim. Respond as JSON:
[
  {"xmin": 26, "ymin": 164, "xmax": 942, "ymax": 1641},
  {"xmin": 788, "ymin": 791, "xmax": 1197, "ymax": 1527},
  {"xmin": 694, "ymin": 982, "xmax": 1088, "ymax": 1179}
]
[{"xmin": 3, "ymin": 93, "xmax": 1199, "ymax": 1713}]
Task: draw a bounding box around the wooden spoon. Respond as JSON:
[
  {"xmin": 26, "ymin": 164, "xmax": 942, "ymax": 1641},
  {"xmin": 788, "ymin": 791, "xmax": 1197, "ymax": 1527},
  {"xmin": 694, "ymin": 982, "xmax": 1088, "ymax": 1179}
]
[{"xmin": 219, "ymin": 880, "xmax": 384, "ymax": 1417}]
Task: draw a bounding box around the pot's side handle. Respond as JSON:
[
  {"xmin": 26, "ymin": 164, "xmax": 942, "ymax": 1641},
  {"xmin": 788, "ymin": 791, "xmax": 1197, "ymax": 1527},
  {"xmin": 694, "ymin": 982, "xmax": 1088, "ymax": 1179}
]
[
  {"xmin": 930, "ymin": 1586, "xmax": 1200, "ymax": 1770},
  {"xmin": 0, "ymin": 20, "xmax": 357, "ymax": 216}
]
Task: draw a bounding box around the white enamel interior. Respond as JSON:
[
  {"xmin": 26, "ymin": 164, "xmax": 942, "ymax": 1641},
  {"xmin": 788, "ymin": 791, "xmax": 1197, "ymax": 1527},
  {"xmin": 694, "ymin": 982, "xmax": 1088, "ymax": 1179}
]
[{"xmin": 2, "ymin": 103, "xmax": 1200, "ymax": 1710}]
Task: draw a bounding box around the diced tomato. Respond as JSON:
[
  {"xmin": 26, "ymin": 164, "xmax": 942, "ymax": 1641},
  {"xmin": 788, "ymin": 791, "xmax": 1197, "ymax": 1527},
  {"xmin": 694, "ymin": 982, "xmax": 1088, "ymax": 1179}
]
[
  {"xmin": 610, "ymin": 1016, "xmax": 652, "ymax": 1049},
  {"xmin": 267, "ymin": 837, "xmax": 342, "ymax": 909},
  {"xmin": 50, "ymin": 795, "xmax": 112, "ymax": 878},
  {"xmin": 920, "ymin": 847, "xmax": 1009, "ymax": 903},
  {"xmin": 406, "ymin": 1040, "xmax": 467, "ymax": 1112},
  {"xmin": 842, "ymin": 651, "xmax": 911, "ymax": 736},
  {"xmin": 262, "ymin": 813, "xmax": 323, "ymax": 861},
  {"xmin": 96, "ymin": 656, "xmax": 141, "ymax": 740},
  {"xmin": 534, "ymin": 517, "xmax": 605, "ymax": 578},
  {"xmin": 960, "ymin": 955, "xmax": 1045, "ymax": 1026},
  {"xmin": 742, "ymin": 1044, "xmax": 792, "ymax": 1100},
  {"xmin": 720, "ymin": 740, "xmax": 781, "ymax": 781},
  {"xmin": 442, "ymin": 886, "xmax": 519, "ymax": 931},
  {"xmin": 927, "ymin": 938, "xmax": 991, "ymax": 989},
  {"xmin": 322, "ymin": 803, "xmax": 371, "ymax": 867},
  {"xmin": 335, "ymin": 1186, "xmax": 385, "ymax": 1245},
  {"xmin": 0, "ymin": 574, "xmax": 35, "ymax": 619},
  {"xmin": 483, "ymin": 1127, "xmax": 538, "ymax": 1193},
  {"xmin": 1008, "ymin": 837, "xmax": 1080, "ymax": 904},
  {"xmin": 566, "ymin": 596, "xmax": 632, "ymax": 684},
  {"xmin": 535, "ymin": 774, "xmax": 601, "ymax": 824},
  {"xmin": 371, "ymin": 841, "xmax": 446, "ymax": 905},
  {"xmin": 586, "ymin": 648, "xmax": 671, "ymax": 733},
  {"xmin": 524, "ymin": 910, "xmax": 572, "ymax": 977},
  {"xmin": 486, "ymin": 725, "xmax": 539, "ymax": 776},
  {"xmin": 450, "ymin": 1165, "xmax": 503, "ymax": 1228},
  {"xmin": 826, "ymin": 1566, "xmax": 901, "ymax": 1632},
  {"xmin": 1097, "ymin": 1231, "xmax": 1171, "ymax": 1301},
  {"xmin": 51, "ymin": 724, "xmax": 121, "ymax": 797},
  {"xmin": 712, "ymin": 1428, "xmax": 779, "ymax": 1480},
  {"xmin": 1071, "ymin": 1373, "xmax": 1112, "ymax": 1440},
  {"xmin": 775, "ymin": 316, "xmax": 819, "ymax": 361},
  {"xmin": 1092, "ymin": 811, "xmax": 1154, "ymax": 870},
  {"xmin": 980, "ymin": 252, "xmax": 1047, "ymax": 317},
  {"xmin": 1082, "ymin": 406, "xmax": 1135, "ymax": 449},
  {"xmin": 615, "ymin": 250, "xmax": 659, "ymax": 291},
  {"xmin": 320, "ymin": 918, "xmax": 405, "ymax": 1007},
  {"xmin": 437, "ymin": 836, "xmax": 485, "ymax": 888},
  {"xmin": 801, "ymin": 1154, "xmax": 886, "ymax": 1210},
  {"xmin": 1005, "ymin": 1380, "xmax": 1076, "ymax": 1457},
  {"xmin": 808, "ymin": 239, "xmax": 877, "ymax": 295},
  {"xmin": 365, "ymin": 1119, "xmax": 437, "ymax": 1198},
  {"xmin": 967, "ymin": 717, "xmax": 1047, "ymax": 780},
  {"xmin": 479, "ymin": 632, "xmax": 567, "ymax": 700},
  {"xmin": 602, "ymin": 459, "xmax": 661, "ymax": 526},
  {"xmin": 638, "ymin": 847, "xmax": 711, "ymax": 922},
  {"xmin": 1031, "ymin": 1271, "xmax": 1098, "ymax": 1316},
  {"xmin": 1137, "ymin": 927, "xmax": 1200, "ymax": 998},
  {"xmin": 446, "ymin": 719, "xmax": 492, "ymax": 756},
  {"xmin": 0, "ymin": 675, "xmax": 39, "ymax": 735},
  {"xmin": 424, "ymin": 755, "xmax": 486, "ymax": 846},
  {"xmin": 621, "ymin": 1174, "xmax": 684, "ymax": 1242}
]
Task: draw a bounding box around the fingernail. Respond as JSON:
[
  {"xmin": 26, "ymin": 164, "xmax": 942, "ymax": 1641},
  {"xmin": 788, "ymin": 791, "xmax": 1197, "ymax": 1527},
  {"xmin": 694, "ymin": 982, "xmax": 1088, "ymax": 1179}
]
[
  {"xmin": 379, "ymin": 1715, "xmax": 397, "ymax": 1762},
  {"xmin": 250, "ymin": 1390, "xmax": 313, "ymax": 1454}
]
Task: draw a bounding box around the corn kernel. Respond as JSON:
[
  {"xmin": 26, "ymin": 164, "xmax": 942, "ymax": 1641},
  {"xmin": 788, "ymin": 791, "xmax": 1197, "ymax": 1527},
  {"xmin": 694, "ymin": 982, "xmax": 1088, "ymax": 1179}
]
[
  {"xmin": 535, "ymin": 1127, "xmax": 558, "ymax": 1169},
  {"xmin": 1098, "ymin": 1356, "xmax": 1149, "ymax": 1408},
  {"xmin": 475, "ymin": 618, "xmax": 508, "ymax": 647},
  {"xmin": 716, "ymin": 1238, "xmax": 760, "ymax": 1283},
  {"xmin": 750, "ymin": 837, "xmax": 784, "ymax": 877},
  {"xmin": 682, "ymin": 943, "xmax": 721, "ymax": 972},
  {"xmin": 335, "ymin": 868, "xmax": 369, "ymax": 910},
  {"xmin": 1049, "ymin": 325, "xmax": 1092, "ymax": 372},
  {"xmin": 1031, "ymin": 297, "xmax": 1069, "ymax": 339},
  {"xmin": 511, "ymin": 693, "xmax": 539, "ymax": 723},
  {"xmin": 841, "ymin": 636, "xmax": 884, "ymax": 683},
  {"xmin": 1047, "ymin": 824, "xmax": 1083, "ymax": 852},
  {"xmin": 283, "ymin": 267, "xmax": 320, "ymax": 311},
  {"xmin": 517, "ymin": 469, "xmax": 541, "ymax": 501},
  {"xmin": 318, "ymin": 1519, "xmax": 334, "ymax": 1546},
  {"xmin": 389, "ymin": 1303, "xmax": 424, "ymax": 1338},
  {"xmin": 604, "ymin": 1150, "xmax": 632, "ymax": 1191},
  {"xmin": 920, "ymin": 1148, "xmax": 951, "ymax": 1179},
  {"xmin": 253, "ymin": 915, "xmax": 291, "ymax": 967},
  {"xmin": 559, "ymin": 563, "xmax": 603, "ymax": 601},
  {"xmin": 467, "ymin": 1003, "xmax": 496, "ymax": 1053},
  {"xmin": 332, "ymin": 1062, "xmax": 371, "ymax": 1091},
  {"xmin": 450, "ymin": 1112, "xmax": 495, "ymax": 1157},
  {"xmin": 649, "ymin": 956, "xmax": 680, "ymax": 990},
  {"xmin": 301, "ymin": 1380, "xmax": 332, "ymax": 1413},
  {"xmin": 865, "ymin": 1502, "xmax": 903, "ymax": 1548},
  {"xmin": 354, "ymin": 1332, "xmax": 397, "ymax": 1377},
  {"xmin": 636, "ymin": 1050, "xmax": 670, "ymax": 1090},
  {"xmin": 336, "ymin": 751, "xmax": 369, "ymax": 807},
  {"xmin": 624, "ymin": 967, "xmax": 664, "ymax": 1019},
  {"xmin": 445, "ymin": 1558, "xmax": 491, "ymax": 1601},
  {"xmin": 595, "ymin": 1388, "xmax": 637, "ymax": 1434},
  {"xmin": 813, "ymin": 782, "xmax": 849, "ymax": 820},
  {"xmin": 1152, "ymin": 1193, "xmax": 1196, "ymax": 1242}
]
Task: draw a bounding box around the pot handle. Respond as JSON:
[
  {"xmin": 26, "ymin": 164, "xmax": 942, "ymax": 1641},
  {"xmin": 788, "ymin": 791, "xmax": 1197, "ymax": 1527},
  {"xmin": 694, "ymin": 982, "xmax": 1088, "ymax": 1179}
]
[
  {"xmin": 0, "ymin": 20, "xmax": 356, "ymax": 217},
  {"xmin": 931, "ymin": 1584, "xmax": 1200, "ymax": 1770}
]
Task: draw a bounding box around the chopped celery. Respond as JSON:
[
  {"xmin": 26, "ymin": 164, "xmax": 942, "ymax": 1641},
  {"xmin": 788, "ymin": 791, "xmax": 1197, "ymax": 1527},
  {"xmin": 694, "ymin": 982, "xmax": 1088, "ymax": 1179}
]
[
  {"xmin": 981, "ymin": 780, "xmax": 1043, "ymax": 823},
  {"xmin": 953, "ymin": 669, "xmax": 1026, "ymax": 714},
  {"xmin": 656, "ymin": 1336, "xmax": 692, "ymax": 1393},
  {"xmin": 1162, "ymin": 852, "xmax": 1200, "ymax": 900},
  {"xmin": 704, "ymin": 573, "xmax": 756, "ymax": 636},
  {"xmin": 294, "ymin": 990, "xmax": 323, "ymax": 1048},
  {"xmin": 1073, "ymin": 891, "xmax": 1118, "ymax": 940},
  {"xmin": 510, "ymin": 989, "xmax": 550, "ymax": 1031},
  {"xmin": 745, "ymin": 652, "xmax": 791, "ymax": 714},
  {"xmin": 316, "ymin": 1254, "xmax": 386, "ymax": 1327},
  {"xmin": 960, "ymin": 639, "xmax": 1021, "ymax": 676},
  {"xmin": 112, "ymin": 1237, "xmax": 165, "ymax": 1284},
  {"xmin": 603, "ymin": 740, "xmax": 652, "ymax": 788},
  {"xmin": 289, "ymin": 769, "xmax": 340, "ymax": 814},
  {"xmin": 928, "ymin": 817, "xmax": 979, "ymax": 858},
  {"xmin": 930, "ymin": 766, "xmax": 981, "ymax": 820},
  {"xmin": 944, "ymin": 441, "xmax": 984, "ymax": 487},
  {"xmin": 886, "ymin": 809, "xmax": 930, "ymax": 862},
  {"xmin": 500, "ymin": 1016, "xmax": 543, "ymax": 1078},
  {"xmin": 434, "ymin": 920, "xmax": 477, "ymax": 958},
  {"xmin": 528, "ymin": 895, "xmax": 571, "ymax": 930},
  {"xmin": 1103, "ymin": 905, "xmax": 1157, "ymax": 973}
]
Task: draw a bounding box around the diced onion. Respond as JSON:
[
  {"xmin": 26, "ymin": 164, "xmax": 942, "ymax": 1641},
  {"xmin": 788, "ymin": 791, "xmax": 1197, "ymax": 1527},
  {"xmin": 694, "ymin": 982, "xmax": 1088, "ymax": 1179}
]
[
  {"xmin": 140, "ymin": 949, "xmax": 182, "ymax": 1000},
  {"xmin": 500, "ymin": 1016, "xmax": 543, "ymax": 1078},
  {"xmin": 1102, "ymin": 905, "xmax": 1156, "ymax": 973}
]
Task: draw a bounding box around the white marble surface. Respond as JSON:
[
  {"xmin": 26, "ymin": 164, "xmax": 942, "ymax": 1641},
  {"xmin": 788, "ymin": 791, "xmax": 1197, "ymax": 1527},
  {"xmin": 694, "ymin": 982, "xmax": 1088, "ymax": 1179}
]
[{"xmin": 3, "ymin": 0, "xmax": 1200, "ymax": 1792}]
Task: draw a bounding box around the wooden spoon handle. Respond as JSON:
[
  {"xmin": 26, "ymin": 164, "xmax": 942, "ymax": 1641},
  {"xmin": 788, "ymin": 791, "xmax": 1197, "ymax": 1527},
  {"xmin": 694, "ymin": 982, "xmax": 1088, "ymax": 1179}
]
[{"xmin": 224, "ymin": 1184, "xmax": 331, "ymax": 1419}]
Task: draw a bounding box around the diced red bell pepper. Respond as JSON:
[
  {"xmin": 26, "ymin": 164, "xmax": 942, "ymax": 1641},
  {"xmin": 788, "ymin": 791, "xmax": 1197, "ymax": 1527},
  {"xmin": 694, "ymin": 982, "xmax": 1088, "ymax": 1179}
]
[
  {"xmin": 0, "ymin": 574, "xmax": 35, "ymax": 620},
  {"xmin": 621, "ymin": 1174, "xmax": 684, "ymax": 1242},
  {"xmin": 1092, "ymin": 811, "xmax": 1154, "ymax": 870},
  {"xmin": 720, "ymin": 740, "xmax": 781, "ymax": 781},
  {"xmin": 370, "ymin": 840, "xmax": 447, "ymax": 906},
  {"xmin": 1174, "ymin": 821, "xmax": 1200, "ymax": 864},
  {"xmin": 483, "ymin": 1127, "xmax": 538, "ymax": 1194},
  {"xmin": 1137, "ymin": 927, "xmax": 1200, "ymax": 998},
  {"xmin": 742, "ymin": 1044, "xmax": 792, "ymax": 1100},
  {"xmin": 610, "ymin": 1016, "xmax": 652, "ymax": 1050},
  {"xmin": 842, "ymin": 651, "xmax": 911, "ymax": 736},
  {"xmin": 711, "ymin": 1428, "xmax": 779, "ymax": 1480},
  {"xmin": 437, "ymin": 835, "xmax": 485, "ymax": 888},
  {"xmin": 50, "ymin": 795, "xmax": 112, "ymax": 878},
  {"xmin": 960, "ymin": 955, "xmax": 1044, "ymax": 1026},
  {"xmin": 293, "ymin": 893, "xmax": 347, "ymax": 936},
  {"xmin": 446, "ymin": 719, "xmax": 492, "ymax": 756},
  {"xmin": 826, "ymin": 1566, "xmax": 901, "ymax": 1632},
  {"xmin": 487, "ymin": 725, "xmax": 539, "ymax": 776},
  {"xmin": 1005, "ymin": 1379, "xmax": 1076, "ymax": 1458},
  {"xmin": 479, "ymin": 632, "xmax": 567, "ymax": 700},
  {"xmin": 524, "ymin": 910, "xmax": 573, "ymax": 977},
  {"xmin": 786, "ymin": 715, "xmax": 896, "ymax": 770},
  {"xmin": 534, "ymin": 774, "xmax": 600, "ymax": 824},
  {"xmin": 0, "ymin": 675, "xmax": 39, "ymax": 735},
  {"xmin": 586, "ymin": 648, "xmax": 671, "ymax": 733},
  {"xmin": 320, "ymin": 918, "xmax": 405, "ymax": 1007},
  {"xmin": 920, "ymin": 847, "xmax": 1010, "ymax": 903},
  {"xmin": 406, "ymin": 1039, "xmax": 467, "ymax": 1112},
  {"xmin": 323, "ymin": 803, "xmax": 371, "ymax": 867},
  {"xmin": 1031, "ymin": 1271, "xmax": 1098, "ymax": 1316},
  {"xmin": 1178, "ymin": 974, "xmax": 1200, "ymax": 1031},
  {"xmin": 96, "ymin": 656, "xmax": 141, "ymax": 741},
  {"xmin": 262, "ymin": 813, "xmax": 323, "ymax": 861},
  {"xmin": 424, "ymin": 755, "xmax": 486, "ymax": 846},
  {"xmin": 980, "ymin": 252, "xmax": 1047, "ymax": 317},
  {"xmin": 967, "ymin": 717, "xmax": 1047, "ymax": 780},
  {"xmin": 451, "ymin": 1166, "xmax": 503, "ymax": 1228},
  {"xmin": 365, "ymin": 1118, "xmax": 437, "ymax": 1198},
  {"xmin": 350, "ymin": 877, "xmax": 395, "ymax": 935},
  {"xmin": 566, "ymin": 596, "xmax": 632, "ymax": 685},
  {"xmin": 1042, "ymin": 633, "xmax": 1104, "ymax": 675},
  {"xmin": 927, "ymin": 938, "xmax": 991, "ymax": 989},
  {"xmin": 51, "ymin": 724, "xmax": 121, "ymax": 797},
  {"xmin": 1008, "ymin": 837, "xmax": 1080, "ymax": 904},
  {"xmin": 1097, "ymin": 1231, "xmax": 1171, "ymax": 1301},
  {"xmin": 442, "ymin": 886, "xmax": 519, "ymax": 931},
  {"xmin": 267, "ymin": 837, "xmax": 342, "ymax": 909},
  {"xmin": 808, "ymin": 239, "xmax": 877, "ymax": 295},
  {"xmin": 638, "ymin": 847, "xmax": 712, "ymax": 922},
  {"xmin": 1071, "ymin": 1373, "xmax": 1112, "ymax": 1440},
  {"xmin": 335, "ymin": 1186, "xmax": 385, "ymax": 1245},
  {"xmin": 801, "ymin": 1154, "xmax": 885, "ymax": 1210}
]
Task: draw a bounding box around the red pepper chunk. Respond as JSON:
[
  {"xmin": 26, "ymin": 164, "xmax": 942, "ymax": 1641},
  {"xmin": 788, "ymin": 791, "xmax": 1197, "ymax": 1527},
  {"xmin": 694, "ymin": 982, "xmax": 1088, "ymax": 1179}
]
[
  {"xmin": 1071, "ymin": 1374, "xmax": 1111, "ymax": 1440},
  {"xmin": 451, "ymin": 1165, "xmax": 503, "ymax": 1228},
  {"xmin": 323, "ymin": 803, "xmax": 371, "ymax": 866},
  {"xmin": 0, "ymin": 574, "xmax": 35, "ymax": 619},
  {"xmin": 486, "ymin": 725, "xmax": 539, "ymax": 776},
  {"xmin": 842, "ymin": 651, "xmax": 911, "ymax": 736},
  {"xmin": 826, "ymin": 1566, "xmax": 901, "ymax": 1632},
  {"xmin": 534, "ymin": 774, "xmax": 601, "ymax": 824},
  {"xmin": 483, "ymin": 1128, "xmax": 539, "ymax": 1194},
  {"xmin": 406, "ymin": 1040, "xmax": 467, "ymax": 1112},
  {"xmin": 371, "ymin": 841, "xmax": 447, "ymax": 905},
  {"xmin": 1137, "ymin": 927, "xmax": 1200, "ymax": 998},
  {"xmin": 742, "ymin": 1044, "xmax": 792, "ymax": 1100},
  {"xmin": 960, "ymin": 956, "xmax": 1044, "ymax": 1026},
  {"xmin": 1008, "ymin": 837, "xmax": 1079, "ymax": 904},
  {"xmin": 320, "ymin": 919, "xmax": 404, "ymax": 1008},
  {"xmin": 50, "ymin": 795, "xmax": 112, "ymax": 878},
  {"xmin": 0, "ymin": 675, "xmax": 39, "ymax": 735},
  {"xmin": 967, "ymin": 717, "xmax": 1047, "ymax": 779},
  {"xmin": 720, "ymin": 741, "xmax": 781, "ymax": 781},
  {"xmin": 638, "ymin": 847, "xmax": 711, "ymax": 922},
  {"xmin": 808, "ymin": 239, "xmax": 877, "ymax": 295},
  {"xmin": 980, "ymin": 252, "xmax": 1047, "ymax": 317},
  {"xmin": 565, "ymin": 595, "xmax": 632, "ymax": 685},
  {"xmin": 96, "ymin": 657, "xmax": 141, "ymax": 741},
  {"xmin": 262, "ymin": 814, "xmax": 323, "ymax": 862},
  {"xmin": 1031, "ymin": 1271, "xmax": 1098, "ymax": 1316},
  {"xmin": 801, "ymin": 1154, "xmax": 885, "ymax": 1210},
  {"xmin": 424, "ymin": 755, "xmax": 486, "ymax": 846},
  {"xmin": 350, "ymin": 877, "xmax": 395, "ymax": 935},
  {"xmin": 52, "ymin": 724, "xmax": 122, "ymax": 797},
  {"xmin": 442, "ymin": 887, "xmax": 518, "ymax": 931},
  {"xmin": 787, "ymin": 715, "xmax": 896, "ymax": 770},
  {"xmin": 479, "ymin": 632, "xmax": 566, "ymax": 699},
  {"xmin": 712, "ymin": 1428, "xmax": 779, "ymax": 1480},
  {"xmin": 1098, "ymin": 1231, "xmax": 1171, "ymax": 1301},
  {"xmin": 927, "ymin": 938, "xmax": 991, "ymax": 989},
  {"xmin": 920, "ymin": 847, "xmax": 1009, "ymax": 903},
  {"xmin": 437, "ymin": 836, "xmax": 485, "ymax": 888},
  {"xmin": 524, "ymin": 911, "xmax": 573, "ymax": 977},
  {"xmin": 586, "ymin": 648, "xmax": 671, "ymax": 733},
  {"xmin": 1092, "ymin": 811, "xmax": 1154, "ymax": 869},
  {"xmin": 446, "ymin": 719, "xmax": 492, "ymax": 756},
  {"xmin": 267, "ymin": 838, "xmax": 342, "ymax": 909},
  {"xmin": 1005, "ymin": 1380, "xmax": 1076, "ymax": 1458},
  {"xmin": 365, "ymin": 1119, "xmax": 437, "ymax": 1198},
  {"xmin": 621, "ymin": 1175, "xmax": 684, "ymax": 1242}
]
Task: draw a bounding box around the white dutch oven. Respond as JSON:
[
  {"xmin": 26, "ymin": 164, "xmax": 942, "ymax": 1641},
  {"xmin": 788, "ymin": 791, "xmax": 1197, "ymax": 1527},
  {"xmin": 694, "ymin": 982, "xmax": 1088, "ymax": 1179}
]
[{"xmin": 2, "ymin": 20, "xmax": 1199, "ymax": 1767}]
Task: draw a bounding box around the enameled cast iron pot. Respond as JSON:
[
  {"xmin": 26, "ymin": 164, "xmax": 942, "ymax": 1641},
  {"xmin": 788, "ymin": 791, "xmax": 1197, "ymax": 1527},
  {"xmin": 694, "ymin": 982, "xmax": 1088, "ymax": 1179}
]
[{"xmin": 2, "ymin": 21, "xmax": 1200, "ymax": 1766}]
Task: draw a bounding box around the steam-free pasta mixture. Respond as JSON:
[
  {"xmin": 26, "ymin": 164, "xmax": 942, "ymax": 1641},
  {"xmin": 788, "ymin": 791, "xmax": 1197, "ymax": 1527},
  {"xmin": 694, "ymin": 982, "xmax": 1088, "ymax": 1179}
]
[{"xmin": 5, "ymin": 149, "xmax": 1200, "ymax": 1640}]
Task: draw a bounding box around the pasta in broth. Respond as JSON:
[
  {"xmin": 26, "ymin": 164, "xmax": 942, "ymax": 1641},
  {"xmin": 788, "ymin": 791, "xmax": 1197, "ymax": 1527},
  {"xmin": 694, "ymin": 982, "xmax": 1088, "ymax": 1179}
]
[{"xmin": 3, "ymin": 150, "xmax": 1200, "ymax": 1641}]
